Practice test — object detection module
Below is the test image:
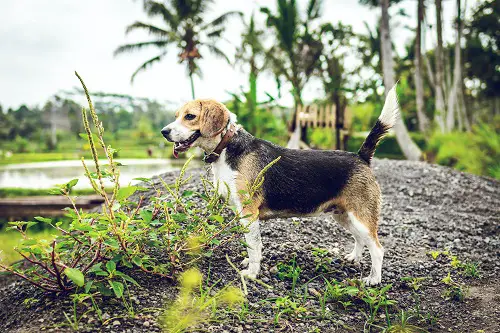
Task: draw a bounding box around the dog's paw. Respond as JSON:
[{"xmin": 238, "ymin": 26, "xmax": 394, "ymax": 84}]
[
  {"xmin": 344, "ymin": 251, "xmax": 361, "ymax": 263},
  {"xmin": 241, "ymin": 258, "xmax": 249, "ymax": 267},
  {"xmin": 240, "ymin": 269, "xmax": 258, "ymax": 279},
  {"xmin": 240, "ymin": 263, "xmax": 260, "ymax": 279},
  {"xmin": 362, "ymin": 275, "xmax": 381, "ymax": 286}
]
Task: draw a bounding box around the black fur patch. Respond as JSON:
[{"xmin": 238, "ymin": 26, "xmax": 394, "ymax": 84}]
[
  {"xmin": 357, "ymin": 120, "xmax": 391, "ymax": 165},
  {"xmin": 225, "ymin": 129, "xmax": 365, "ymax": 215}
]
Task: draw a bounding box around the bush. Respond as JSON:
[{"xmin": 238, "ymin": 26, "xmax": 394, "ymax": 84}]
[
  {"xmin": 0, "ymin": 73, "xmax": 249, "ymax": 300},
  {"xmin": 426, "ymin": 120, "xmax": 500, "ymax": 179}
]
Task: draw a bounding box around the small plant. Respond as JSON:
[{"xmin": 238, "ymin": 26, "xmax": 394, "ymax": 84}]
[
  {"xmin": 276, "ymin": 256, "xmax": 301, "ymax": 294},
  {"xmin": 441, "ymin": 272, "xmax": 468, "ymax": 302},
  {"xmin": 311, "ymin": 247, "xmax": 332, "ymax": 272},
  {"xmin": 383, "ymin": 310, "xmax": 427, "ymax": 333},
  {"xmin": 160, "ymin": 268, "xmax": 246, "ymax": 333},
  {"xmin": 360, "ymin": 284, "xmax": 397, "ymax": 326},
  {"xmin": 323, "ymin": 278, "xmax": 359, "ymax": 303},
  {"xmin": 400, "ymin": 277, "xmax": 426, "ymax": 291},
  {"xmin": 272, "ymin": 296, "xmax": 307, "ymax": 324},
  {"xmin": 461, "ymin": 261, "xmax": 481, "ymax": 278},
  {"xmin": 0, "ymin": 73, "xmax": 251, "ymax": 319}
]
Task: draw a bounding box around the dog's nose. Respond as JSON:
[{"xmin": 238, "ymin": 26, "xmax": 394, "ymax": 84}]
[{"xmin": 161, "ymin": 127, "xmax": 171, "ymax": 140}]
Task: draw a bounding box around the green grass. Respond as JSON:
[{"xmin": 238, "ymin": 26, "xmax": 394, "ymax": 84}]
[
  {"xmin": 0, "ymin": 229, "xmax": 59, "ymax": 265},
  {"xmin": 0, "ymin": 187, "xmax": 108, "ymax": 198}
]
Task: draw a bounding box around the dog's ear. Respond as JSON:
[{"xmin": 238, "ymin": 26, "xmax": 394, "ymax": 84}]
[{"xmin": 199, "ymin": 100, "xmax": 229, "ymax": 137}]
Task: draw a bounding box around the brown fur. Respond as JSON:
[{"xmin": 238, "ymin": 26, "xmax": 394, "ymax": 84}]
[{"xmin": 175, "ymin": 99, "xmax": 230, "ymax": 138}]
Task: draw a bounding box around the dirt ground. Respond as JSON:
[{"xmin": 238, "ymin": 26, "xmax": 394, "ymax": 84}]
[{"xmin": 0, "ymin": 159, "xmax": 499, "ymax": 332}]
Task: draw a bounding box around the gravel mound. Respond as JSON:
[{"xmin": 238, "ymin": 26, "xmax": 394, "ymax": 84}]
[{"xmin": 0, "ymin": 159, "xmax": 498, "ymax": 332}]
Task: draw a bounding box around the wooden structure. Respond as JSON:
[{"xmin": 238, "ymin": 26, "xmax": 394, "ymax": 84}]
[
  {"xmin": 287, "ymin": 104, "xmax": 352, "ymax": 150},
  {"xmin": 0, "ymin": 195, "xmax": 104, "ymax": 220}
]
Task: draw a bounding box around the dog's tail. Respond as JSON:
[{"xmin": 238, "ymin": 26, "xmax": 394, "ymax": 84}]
[{"xmin": 358, "ymin": 85, "xmax": 399, "ymax": 165}]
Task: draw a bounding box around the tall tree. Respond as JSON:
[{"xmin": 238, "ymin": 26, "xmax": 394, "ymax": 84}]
[
  {"xmin": 260, "ymin": 0, "xmax": 324, "ymax": 141},
  {"xmin": 434, "ymin": 0, "xmax": 446, "ymax": 131},
  {"xmin": 115, "ymin": 0, "xmax": 241, "ymax": 99},
  {"xmin": 415, "ymin": 0, "xmax": 431, "ymax": 132},
  {"xmin": 380, "ymin": 0, "xmax": 423, "ymax": 160},
  {"xmin": 360, "ymin": 0, "xmax": 422, "ymax": 160},
  {"xmin": 446, "ymin": 0, "xmax": 466, "ymax": 131},
  {"xmin": 234, "ymin": 14, "xmax": 266, "ymax": 133}
]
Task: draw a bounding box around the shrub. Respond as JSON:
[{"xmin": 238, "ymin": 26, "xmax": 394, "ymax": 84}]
[
  {"xmin": 426, "ymin": 119, "xmax": 500, "ymax": 179},
  {"xmin": 0, "ymin": 73, "xmax": 247, "ymax": 299}
]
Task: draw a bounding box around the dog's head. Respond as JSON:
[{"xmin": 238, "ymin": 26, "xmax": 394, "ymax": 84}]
[{"xmin": 161, "ymin": 99, "xmax": 231, "ymax": 157}]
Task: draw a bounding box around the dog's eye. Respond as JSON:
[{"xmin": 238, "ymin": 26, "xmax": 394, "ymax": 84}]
[{"xmin": 184, "ymin": 114, "xmax": 196, "ymax": 120}]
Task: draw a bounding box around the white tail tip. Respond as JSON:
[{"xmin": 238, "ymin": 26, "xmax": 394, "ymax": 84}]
[{"xmin": 379, "ymin": 84, "xmax": 399, "ymax": 128}]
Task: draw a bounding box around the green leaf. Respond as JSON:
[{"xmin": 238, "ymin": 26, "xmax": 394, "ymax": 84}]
[
  {"xmin": 116, "ymin": 186, "xmax": 137, "ymax": 201},
  {"xmin": 106, "ymin": 260, "xmax": 116, "ymax": 273},
  {"xmin": 209, "ymin": 215, "xmax": 224, "ymax": 223},
  {"xmin": 64, "ymin": 268, "xmax": 85, "ymax": 287},
  {"xmin": 140, "ymin": 210, "xmax": 153, "ymax": 223},
  {"xmin": 171, "ymin": 213, "xmax": 187, "ymax": 222},
  {"xmin": 132, "ymin": 256, "xmax": 142, "ymax": 267},
  {"xmin": 109, "ymin": 280, "xmax": 124, "ymax": 298},
  {"xmin": 84, "ymin": 280, "xmax": 93, "ymax": 293},
  {"xmin": 67, "ymin": 179, "xmax": 79, "ymax": 188},
  {"xmin": 133, "ymin": 177, "xmax": 152, "ymax": 183},
  {"xmin": 115, "ymin": 271, "xmax": 140, "ymax": 287},
  {"xmin": 182, "ymin": 190, "xmax": 194, "ymax": 197},
  {"xmin": 34, "ymin": 216, "xmax": 52, "ymax": 223}
]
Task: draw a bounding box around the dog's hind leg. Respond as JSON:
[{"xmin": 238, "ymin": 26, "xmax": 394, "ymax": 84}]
[
  {"xmin": 346, "ymin": 212, "xmax": 384, "ymax": 286},
  {"xmin": 333, "ymin": 212, "xmax": 365, "ymax": 262}
]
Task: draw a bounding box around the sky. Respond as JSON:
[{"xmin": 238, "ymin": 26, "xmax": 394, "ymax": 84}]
[{"xmin": 0, "ymin": 0, "xmax": 480, "ymax": 110}]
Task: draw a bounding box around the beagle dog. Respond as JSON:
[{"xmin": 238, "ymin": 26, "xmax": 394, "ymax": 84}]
[{"xmin": 161, "ymin": 86, "xmax": 399, "ymax": 285}]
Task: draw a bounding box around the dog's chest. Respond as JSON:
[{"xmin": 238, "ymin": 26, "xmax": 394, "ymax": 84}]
[{"xmin": 210, "ymin": 151, "xmax": 239, "ymax": 206}]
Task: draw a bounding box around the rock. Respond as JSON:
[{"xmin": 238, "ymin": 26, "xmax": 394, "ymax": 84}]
[{"xmin": 112, "ymin": 320, "xmax": 121, "ymax": 326}]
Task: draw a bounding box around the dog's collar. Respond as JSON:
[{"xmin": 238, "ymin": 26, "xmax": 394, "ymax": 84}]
[{"xmin": 203, "ymin": 123, "xmax": 237, "ymax": 164}]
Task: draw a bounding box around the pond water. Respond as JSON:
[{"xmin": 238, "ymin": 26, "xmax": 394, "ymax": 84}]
[{"xmin": 0, "ymin": 159, "xmax": 200, "ymax": 189}]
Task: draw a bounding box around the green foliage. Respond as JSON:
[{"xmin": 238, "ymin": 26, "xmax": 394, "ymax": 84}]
[
  {"xmin": 383, "ymin": 310, "xmax": 427, "ymax": 333},
  {"xmin": 0, "ymin": 74, "xmax": 244, "ymax": 302},
  {"xmin": 426, "ymin": 120, "xmax": 500, "ymax": 179},
  {"xmin": 441, "ymin": 272, "xmax": 468, "ymax": 302},
  {"xmin": 160, "ymin": 268, "xmax": 245, "ymax": 333},
  {"xmin": 311, "ymin": 247, "xmax": 332, "ymax": 272},
  {"xmin": 400, "ymin": 277, "xmax": 426, "ymax": 291},
  {"xmin": 276, "ymin": 256, "xmax": 301, "ymax": 294}
]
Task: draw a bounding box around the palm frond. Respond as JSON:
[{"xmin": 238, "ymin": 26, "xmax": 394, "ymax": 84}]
[
  {"xmin": 306, "ymin": 0, "xmax": 323, "ymax": 21},
  {"xmin": 114, "ymin": 40, "xmax": 170, "ymax": 57},
  {"xmin": 206, "ymin": 28, "xmax": 224, "ymax": 39},
  {"xmin": 202, "ymin": 11, "xmax": 243, "ymax": 30},
  {"xmin": 143, "ymin": 0, "xmax": 178, "ymax": 29},
  {"xmin": 130, "ymin": 51, "xmax": 167, "ymax": 83},
  {"xmin": 200, "ymin": 43, "xmax": 231, "ymax": 64},
  {"xmin": 125, "ymin": 21, "xmax": 171, "ymax": 38}
]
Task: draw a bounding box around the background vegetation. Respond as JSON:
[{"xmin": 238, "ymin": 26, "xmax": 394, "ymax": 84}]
[{"xmin": 0, "ymin": 0, "xmax": 498, "ymax": 177}]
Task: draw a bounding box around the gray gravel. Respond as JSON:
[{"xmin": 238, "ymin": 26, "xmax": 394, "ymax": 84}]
[{"xmin": 0, "ymin": 159, "xmax": 499, "ymax": 332}]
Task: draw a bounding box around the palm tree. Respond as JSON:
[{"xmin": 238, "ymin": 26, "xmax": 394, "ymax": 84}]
[
  {"xmin": 434, "ymin": 0, "xmax": 446, "ymax": 131},
  {"xmin": 234, "ymin": 13, "xmax": 266, "ymax": 132},
  {"xmin": 115, "ymin": 0, "xmax": 241, "ymax": 99},
  {"xmin": 360, "ymin": 0, "xmax": 422, "ymax": 161},
  {"xmin": 415, "ymin": 0, "xmax": 431, "ymax": 132},
  {"xmin": 260, "ymin": 0, "xmax": 324, "ymax": 141}
]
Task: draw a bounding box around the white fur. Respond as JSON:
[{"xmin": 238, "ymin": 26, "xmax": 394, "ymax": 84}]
[
  {"xmin": 163, "ymin": 119, "xmax": 194, "ymax": 142},
  {"xmin": 379, "ymin": 85, "xmax": 399, "ymax": 128},
  {"xmin": 211, "ymin": 149, "xmax": 262, "ymax": 279},
  {"xmin": 346, "ymin": 212, "xmax": 384, "ymax": 286}
]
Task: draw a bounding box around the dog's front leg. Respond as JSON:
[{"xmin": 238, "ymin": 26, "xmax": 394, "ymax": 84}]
[{"xmin": 240, "ymin": 218, "xmax": 262, "ymax": 279}]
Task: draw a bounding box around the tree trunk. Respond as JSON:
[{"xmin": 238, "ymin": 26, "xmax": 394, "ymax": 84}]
[
  {"xmin": 380, "ymin": 0, "xmax": 422, "ymax": 161},
  {"xmin": 189, "ymin": 72, "xmax": 195, "ymax": 99},
  {"xmin": 434, "ymin": 0, "xmax": 446, "ymax": 132},
  {"xmin": 446, "ymin": 0, "xmax": 465, "ymax": 132},
  {"xmin": 415, "ymin": 0, "xmax": 431, "ymax": 132}
]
